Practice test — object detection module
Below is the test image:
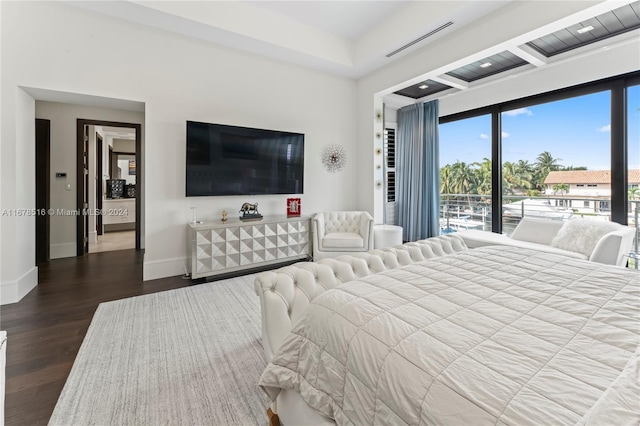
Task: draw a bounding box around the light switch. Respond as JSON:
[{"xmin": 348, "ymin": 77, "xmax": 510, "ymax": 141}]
[{"xmin": 65, "ymin": 184, "xmax": 72, "ymax": 191}]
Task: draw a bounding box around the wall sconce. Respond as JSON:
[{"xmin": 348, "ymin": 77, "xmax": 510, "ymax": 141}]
[
  {"xmin": 375, "ymin": 132, "xmax": 382, "ymax": 139},
  {"xmin": 375, "ymin": 148, "xmax": 382, "ymax": 155},
  {"xmin": 376, "ymin": 164, "xmax": 382, "ymax": 170},
  {"xmin": 376, "ymin": 181, "xmax": 383, "ymax": 188},
  {"xmin": 375, "ymin": 111, "xmax": 383, "ymax": 122}
]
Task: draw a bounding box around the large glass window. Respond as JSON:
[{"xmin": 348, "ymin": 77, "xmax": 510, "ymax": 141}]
[
  {"xmin": 501, "ymin": 91, "xmax": 611, "ymax": 233},
  {"xmin": 439, "ymin": 115, "xmax": 492, "ymax": 233}
]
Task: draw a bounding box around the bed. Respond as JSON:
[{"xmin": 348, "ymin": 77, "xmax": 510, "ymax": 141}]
[{"xmin": 258, "ymin": 245, "xmax": 640, "ymax": 425}]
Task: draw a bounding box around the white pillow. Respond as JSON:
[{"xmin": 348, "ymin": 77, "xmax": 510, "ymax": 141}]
[{"xmin": 550, "ymin": 219, "xmax": 622, "ymax": 257}]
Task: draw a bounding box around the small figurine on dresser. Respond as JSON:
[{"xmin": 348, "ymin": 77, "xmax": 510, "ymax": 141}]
[
  {"xmin": 239, "ymin": 202, "xmax": 263, "ymax": 221},
  {"xmin": 221, "ymin": 210, "xmax": 228, "ymax": 222}
]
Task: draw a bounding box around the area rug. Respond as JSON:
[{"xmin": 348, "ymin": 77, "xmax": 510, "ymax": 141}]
[{"xmin": 49, "ymin": 275, "xmax": 270, "ymax": 426}]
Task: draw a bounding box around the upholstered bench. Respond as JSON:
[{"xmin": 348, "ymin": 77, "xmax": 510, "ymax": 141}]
[{"xmin": 459, "ymin": 217, "xmax": 635, "ymax": 267}]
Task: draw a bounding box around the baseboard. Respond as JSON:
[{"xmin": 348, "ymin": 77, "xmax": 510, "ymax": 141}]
[
  {"xmin": 143, "ymin": 257, "xmax": 187, "ymax": 281},
  {"xmin": 50, "ymin": 243, "xmax": 76, "ymax": 259},
  {"xmin": 0, "ymin": 266, "xmax": 38, "ymax": 305},
  {"xmin": 104, "ymin": 223, "xmax": 135, "ymax": 232}
]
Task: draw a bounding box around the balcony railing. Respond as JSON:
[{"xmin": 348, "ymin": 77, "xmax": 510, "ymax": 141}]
[{"xmin": 440, "ymin": 194, "xmax": 639, "ymax": 269}]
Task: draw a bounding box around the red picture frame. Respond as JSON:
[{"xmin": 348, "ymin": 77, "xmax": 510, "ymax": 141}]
[{"xmin": 287, "ymin": 198, "xmax": 301, "ymax": 217}]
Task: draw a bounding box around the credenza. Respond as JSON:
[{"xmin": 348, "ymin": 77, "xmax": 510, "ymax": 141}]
[{"xmin": 187, "ymin": 215, "xmax": 311, "ymax": 279}]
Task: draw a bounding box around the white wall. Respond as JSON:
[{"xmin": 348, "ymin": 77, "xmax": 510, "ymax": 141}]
[
  {"xmin": 1, "ymin": 1, "xmax": 357, "ymax": 287},
  {"xmin": 0, "ymin": 88, "xmax": 38, "ymax": 304},
  {"xmin": 356, "ymin": 1, "xmax": 640, "ymax": 222},
  {"xmin": 34, "ymin": 101, "xmax": 145, "ymax": 259}
]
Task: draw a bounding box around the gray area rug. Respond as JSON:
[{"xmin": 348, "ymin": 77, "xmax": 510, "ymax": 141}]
[{"xmin": 49, "ymin": 275, "xmax": 270, "ymax": 426}]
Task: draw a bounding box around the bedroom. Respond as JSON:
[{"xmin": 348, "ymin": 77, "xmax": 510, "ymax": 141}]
[{"xmin": 1, "ymin": 0, "xmax": 639, "ymax": 425}]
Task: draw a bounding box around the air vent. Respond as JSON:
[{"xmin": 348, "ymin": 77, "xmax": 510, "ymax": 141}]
[{"xmin": 386, "ymin": 21, "xmax": 454, "ymax": 58}]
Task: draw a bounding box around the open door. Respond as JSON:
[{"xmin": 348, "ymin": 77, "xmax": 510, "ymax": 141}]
[
  {"xmin": 35, "ymin": 118, "xmax": 50, "ymax": 264},
  {"xmin": 76, "ymin": 125, "xmax": 90, "ymax": 256}
]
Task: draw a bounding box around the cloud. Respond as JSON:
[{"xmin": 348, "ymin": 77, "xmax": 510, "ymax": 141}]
[
  {"xmin": 598, "ymin": 124, "xmax": 611, "ymax": 132},
  {"xmin": 502, "ymin": 131, "xmax": 510, "ymax": 138},
  {"xmin": 503, "ymin": 108, "xmax": 533, "ymax": 117},
  {"xmin": 479, "ymin": 133, "xmax": 489, "ymax": 140}
]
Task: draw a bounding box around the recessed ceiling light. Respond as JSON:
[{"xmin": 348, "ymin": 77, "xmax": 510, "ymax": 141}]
[
  {"xmin": 577, "ymin": 25, "xmax": 594, "ymax": 34},
  {"xmin": 419, "ymin": 84, "xmax": 429, "ymax": 89},
  {"xmin": 480, "ymin": 62, "xmax": 492, "ymax": 68}
]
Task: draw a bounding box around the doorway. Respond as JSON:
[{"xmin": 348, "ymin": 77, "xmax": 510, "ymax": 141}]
[{"xmin": 76, "ymin": 119, "xmax": 141, "ymax": 255}]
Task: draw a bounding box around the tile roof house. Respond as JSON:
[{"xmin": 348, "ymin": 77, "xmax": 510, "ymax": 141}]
[
  {"xmin": 545, "ymin": 169, "xmax": 640, "ymax": 194},
  {"xmin": 544, "ymin": 170, "xmax": 640, "ymax": 211}
]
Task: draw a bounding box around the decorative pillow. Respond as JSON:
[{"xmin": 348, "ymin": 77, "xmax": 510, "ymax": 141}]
[{"xmin": 550, "ymin": 219, "xmax": 621, "ymax": 257}]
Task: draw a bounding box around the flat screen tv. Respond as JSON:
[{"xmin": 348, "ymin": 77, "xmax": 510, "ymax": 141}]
[{"xmin": 186, "ymin": 121, "xmax": 304, "ymax": 197}]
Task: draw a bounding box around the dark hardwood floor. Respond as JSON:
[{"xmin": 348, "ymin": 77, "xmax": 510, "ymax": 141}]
[{"xmin": 1, "ymin": 249, "xmax": 192, "ymax": 426}]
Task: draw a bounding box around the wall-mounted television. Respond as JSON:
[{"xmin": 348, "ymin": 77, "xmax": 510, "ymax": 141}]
[{"xmin": 186, "ymin": 121, "xmax": 304, "ymax": 197}]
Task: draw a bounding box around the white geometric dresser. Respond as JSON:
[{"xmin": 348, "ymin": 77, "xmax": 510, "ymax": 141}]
[{"xmin": 187, "ymin": 215, "xmax": 311, "ymax": 279}]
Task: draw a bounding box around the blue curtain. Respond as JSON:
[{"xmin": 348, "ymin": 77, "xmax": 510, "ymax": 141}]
[{"xmin": 396, "ymin": 100, "xmax": 440, "ymax": 241}]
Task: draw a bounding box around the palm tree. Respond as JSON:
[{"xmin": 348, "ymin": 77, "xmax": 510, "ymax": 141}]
[
  {"xmin": 629, "ymin": 187, "xmax": 640, "ymax": 200},
  {"xmin": 515, "ymin": 160, "xmax": 535, "ymax": 191},
  {"xmin": 502, "ymin": 161, "xmax": 518, "ymax": 195},
  {"xmin": 535, "ymin": 151, "xmax": 563, "ymax": 172},
  {"xmin": 472, "ymin": 158, "xmax": 492, "ymax": 195},
  {"xmin": 534, "ymin": 151, "xmax": 563, "ymax": 191},
  {"xmin": 450, "ymin": 161, "xmax": 476, "ymax": 210},
  {"xmin": 440, "ymin": 165, "xmax": 454, "ymax": 196},
  {"xmin": 552, "ymin": 183, "xmax": 569, "ymax": 196}
]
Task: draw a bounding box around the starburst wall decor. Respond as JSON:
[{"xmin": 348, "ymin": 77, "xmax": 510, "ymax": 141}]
[{"xmin": 321, "ymin": 144, "xmax": 347, "ymax": 173}]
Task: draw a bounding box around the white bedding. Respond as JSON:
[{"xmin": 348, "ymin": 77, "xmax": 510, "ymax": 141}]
[{"xmin": 259, "ymin": 246, "xmax": 640, "ymax": 425}]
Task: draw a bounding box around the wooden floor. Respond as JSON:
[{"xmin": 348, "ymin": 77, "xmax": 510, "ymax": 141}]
[
  {"xmin": 89, "ymin": 230, "xmax": 135, "ymax": 253},
  {"xmin": 1, "ymin": 249, "xmax": 193, "ymax": 426}
]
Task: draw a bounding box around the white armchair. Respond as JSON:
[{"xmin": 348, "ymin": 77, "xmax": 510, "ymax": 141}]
[{"xmin": 312, "ymin": 211, "xmax": 374, "ymax": 260}]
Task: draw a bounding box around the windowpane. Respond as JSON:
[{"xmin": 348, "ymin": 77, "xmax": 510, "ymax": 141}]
[
  {"xmin": 628, "ymin": 84, "xmax": 639, "ymax": 268},
  {"xmin": 439, "ymin": 115, "xmax": 492, "ymax": 234},
  {"xmin": 501, "ymin": 91, "xmax": 611, "ymax": 233}
]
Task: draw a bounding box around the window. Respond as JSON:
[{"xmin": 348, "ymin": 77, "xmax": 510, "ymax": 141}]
[
  {"xmin": 384, "ymin": 128, "xmax": 396, "ymax": 202},
  {"xmin": 627, "ymin": 84, "xmax": 639, "ymax": 268},
  {"xmin": 384, "ymin": 127, "xmax": 396, "ymax": 224},
  {"xmin": 439, "ymin": 115, "xmax": 492, "ymax": 233},
  {"xmin": 439, "ymin": 71, "xmax": 638, "ymax": 236},
  {"xmin": 501, "ymin": 91, "xmax": 610, "ymax": 231}
]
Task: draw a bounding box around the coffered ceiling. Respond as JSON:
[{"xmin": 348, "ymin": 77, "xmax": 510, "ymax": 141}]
[{"xmin": 392, "ymin": 1, "xmax": 640, "ymax": 100}]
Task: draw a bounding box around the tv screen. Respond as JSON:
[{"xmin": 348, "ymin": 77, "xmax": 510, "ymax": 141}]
[{"xmin": 186, "ymin": 121, "xmax": 304, "ymax": 197}]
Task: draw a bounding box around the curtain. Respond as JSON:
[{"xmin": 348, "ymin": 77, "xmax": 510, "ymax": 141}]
[{"xmin": 396, "ymin": 100, "xmax": 440, "ymax": 241}]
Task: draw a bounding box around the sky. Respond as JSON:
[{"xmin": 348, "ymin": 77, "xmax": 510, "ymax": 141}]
[{"xmin": 440, "ymin": 85, "xmax": 640, "ymax": 170}]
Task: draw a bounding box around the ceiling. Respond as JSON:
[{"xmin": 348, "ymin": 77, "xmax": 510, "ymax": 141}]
[
  {"xmin": 65, "ymin": 0, "xmax": 513, "ymax": 78},
  {"xmin": 65, "ymin": 1, "xmax": 639, "ymax": 101}
]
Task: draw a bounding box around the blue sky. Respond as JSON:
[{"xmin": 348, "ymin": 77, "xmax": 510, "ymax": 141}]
[{"xmin": 440, "ymin": 85, "xmax": 640, "ymax": 170}]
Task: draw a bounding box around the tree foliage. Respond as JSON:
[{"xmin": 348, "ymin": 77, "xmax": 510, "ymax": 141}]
[{"xmin": 440, "ymin": 151, "xmax": 578, "ymax": 196}]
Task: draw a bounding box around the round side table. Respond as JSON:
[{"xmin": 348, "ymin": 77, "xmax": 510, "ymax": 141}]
[{"xmin": 373, "ymin": 224, "xmax": 403, "ymax": 249}]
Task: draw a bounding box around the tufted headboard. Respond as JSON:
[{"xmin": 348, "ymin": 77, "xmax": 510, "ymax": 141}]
[{"xmin": 254, "ymin": 234, "xmax": 468, "ymax": 361}]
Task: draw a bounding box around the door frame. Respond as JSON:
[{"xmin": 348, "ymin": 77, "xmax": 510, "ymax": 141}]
[{"xmin": 76, "ymin": 119, "xmax": 142, "ymax": 255}]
